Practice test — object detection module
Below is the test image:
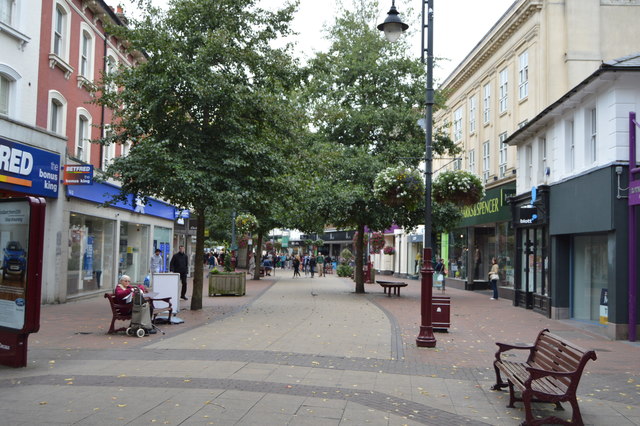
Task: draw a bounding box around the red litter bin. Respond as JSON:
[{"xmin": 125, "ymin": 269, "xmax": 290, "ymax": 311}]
[{"xmin": 432, "ymin": 295, "xmax": 450, "ymax": 331}]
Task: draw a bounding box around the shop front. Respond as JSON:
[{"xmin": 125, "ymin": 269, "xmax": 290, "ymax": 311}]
[
  {"xmin": 509, "ymin": 185, "xmax": 551, "ymax": 315},
  {"xmin": 447, "ymin": 182, "xmax": 516, "ymax": 293},
  {"xmin": 66, "ymin": 182, "xmax": 176, "ymax": 296}
]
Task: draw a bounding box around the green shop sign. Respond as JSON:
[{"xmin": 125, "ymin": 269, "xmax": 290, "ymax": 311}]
[{"xmin": 457, "ymin": 182, "xmax": 515, "ymax": 227}]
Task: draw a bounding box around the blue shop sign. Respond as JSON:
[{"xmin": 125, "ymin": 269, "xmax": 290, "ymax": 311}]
[
  {"xmin": 66, "ymin": 182, "xmax": 176, "ymax": 220},
  {"xmin": 0, "ymin": 137, "xmax": 60, "ymax": 198}
]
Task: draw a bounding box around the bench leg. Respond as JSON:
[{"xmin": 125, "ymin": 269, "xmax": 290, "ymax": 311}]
[
  {"xmin": 569, "ymin": 398, "xmax": 584, "ymax": 426},
  {"xmin": 522, "ymin": 389, "xmax": 535, "ymax": 425},
  {"xmin": 507, "ymin": 381, "xmax": 518, "ymax": 408},
  {"xmin": 491, "ymin": 362, "xmax": 509, "ymax": 391}
]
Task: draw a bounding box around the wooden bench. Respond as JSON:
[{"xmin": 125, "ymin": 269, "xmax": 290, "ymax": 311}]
[
  {"xmin": 376, "ymin": 280, "xmax": 408, "ymax": 297},
  {"xmin": 104, "ymin": 293, "xmax": 173, "ymax": 334},
  {"xmin": 491, "ymin": 328, "xmax": 597, "ymax": 426}
]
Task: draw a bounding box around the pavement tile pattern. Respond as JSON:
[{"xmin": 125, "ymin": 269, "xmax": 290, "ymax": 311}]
[{"xmin": 0, "ymin": 270, "xmax": 638, "ymax": 425}]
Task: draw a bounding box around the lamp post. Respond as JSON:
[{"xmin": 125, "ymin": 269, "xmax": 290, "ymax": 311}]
[{"xmin": 378, "ymin": 0, "xmax": 436, "ymax": 347}]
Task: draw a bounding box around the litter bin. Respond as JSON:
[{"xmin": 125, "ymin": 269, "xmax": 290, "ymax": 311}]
[{"xmin": 432, "ymin": 295, "xmax": 450, "ymax": 331}]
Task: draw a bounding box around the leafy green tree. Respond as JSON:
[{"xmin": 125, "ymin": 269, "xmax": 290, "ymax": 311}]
[
  {"xmin": 94, "ymin": 0, "xmax": 301, "ymax": 309},
  {"xmin": 304, "ymin": 0, "xmax": 457, "ymax": 292}
]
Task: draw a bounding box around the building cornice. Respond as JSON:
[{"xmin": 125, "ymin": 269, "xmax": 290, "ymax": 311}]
[{"xmin": 440, "ymin": 0, "xmax": 543, "ymax": 93}]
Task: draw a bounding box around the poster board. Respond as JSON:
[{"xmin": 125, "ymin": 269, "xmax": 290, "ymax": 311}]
[{"xmin": 152, "ymin": 273, "xmax": 180, "ymax": 313}]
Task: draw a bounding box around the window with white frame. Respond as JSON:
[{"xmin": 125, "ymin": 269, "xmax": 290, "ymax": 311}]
[
  {"xmin": 76, "ymin": 110, "xmax": 92, "ymax": 162},
  {"xmin": 539, "ymin": 137, "xmax": 547, "ymax": 182},
  {"xmin": 588, "ymin": 107, "xmax": 596, "ymax": 164},
  {"xmin": 518, "ymin": 50, "xmax": 529, "ymax": 100},
  {"xmin": 453, "ymin": 107, "xmax": 463, "ymax": 142},
  {"xmin": 482, "ymin": 141, "xmax": 490, "ymax": 182},
  {"xmin": 566, "ymin": 120, "xmax": 575, "ymax": 171},
  {"xmin": 121, "ymin": 140, "xmax": 132, "ymax": 157},
  {"xmin": 499, "ymin": 68, "xmax": 508, "ymax": 113},
  {"xmin": 499, "ymin": 132, "xmax": 508, "ymax": 178},
  {"xmin": 453, "ymin": 157, "xmax": 462, "ymax": 170},
  {"xmin": 51, "ymin": 1, "xmax": 72, "ymax": 63},
  {"xmin": 469, "ymin": 96, "xmax": 476, "ymax": 134},
  {"xmin": 0, "ymin": 74, "xmax": 11, "ymax": 115},
  {"xmin": 79, "ymin": 28, "xmax": 94, "ymax": 80},
  {"xmin": 102, "ymin": 127, "xmax": 115, "ymax": 169},
  {"xmin": 48, "ymin": 91, "xmax": 66, "ymax": 134},
  {"xmin": 468, "ymin": 149, "xmax": 475, "ymax": 173},
  {"xmin": 526, "ymin": 144, "xmax": 533, "ymax": 186},
  {"xmin": 0, "ymin": 0, "xmax": 13, "ymax": 25},
  {"xmin": 483, "ymin": 83, "xmax": 491, "ymax": 123}
]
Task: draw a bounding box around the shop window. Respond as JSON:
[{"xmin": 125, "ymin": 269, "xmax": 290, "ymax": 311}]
[
  {"xmin": 119, "ymin": 222, "xmax": 150, "ymax": 284},
  {"xmin": 572, "ymin": 234, "xmax": 608, "ymax": 322},
  {"xmin": 67, "ymin": 214, "xmax": 115, "ymax": 296}
]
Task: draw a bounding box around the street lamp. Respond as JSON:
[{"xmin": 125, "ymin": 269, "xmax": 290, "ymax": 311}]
[{"xmin": 378, "ymin": 0, "xmax": 436, "ymax": 348}]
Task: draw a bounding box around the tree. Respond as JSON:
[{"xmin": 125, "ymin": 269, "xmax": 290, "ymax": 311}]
[
  {"xmin": 94, "ymin": 0, "xmax": 301, "ymax": 309},
  {"xmin": 304, "ymin": 0, "xmax": 456, "ymax": 293}
]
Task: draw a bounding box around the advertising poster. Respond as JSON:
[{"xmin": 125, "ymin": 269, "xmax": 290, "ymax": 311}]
[{"xmin": 0, "ymin": 201, "xmax": 30, "ymax": 330}]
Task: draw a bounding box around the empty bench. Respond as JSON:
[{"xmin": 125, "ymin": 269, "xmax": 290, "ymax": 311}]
[
  {"xmin": 491, "ymin": 328, "xmax": 597, "ymax": 426},
  {"xmin": 376, "ymin": 280, "xmax": 408, "ymax": 297}
]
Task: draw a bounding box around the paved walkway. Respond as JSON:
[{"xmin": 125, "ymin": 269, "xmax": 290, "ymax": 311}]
[{"xmin": 0, "ymin": 272, "xmax": 638, "ymax": 425}]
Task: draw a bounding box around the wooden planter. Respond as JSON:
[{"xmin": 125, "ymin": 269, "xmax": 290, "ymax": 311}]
[{"xmin": 209, "ymin": 273, "xmax": 246, "ymax": 296}]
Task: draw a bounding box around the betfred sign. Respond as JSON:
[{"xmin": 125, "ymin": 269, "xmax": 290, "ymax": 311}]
[
  {"xmin": 63, "ymin": 165, "xmax": 93, "ymax": 185},
  {"xmin": 0, "ymin": 138, "xmax": 60, "ymax": 198}
]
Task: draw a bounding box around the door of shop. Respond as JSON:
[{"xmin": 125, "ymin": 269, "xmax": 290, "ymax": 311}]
[{"xmin": 517, "ymin": 227, "xmax": 549, "ymax": 313}]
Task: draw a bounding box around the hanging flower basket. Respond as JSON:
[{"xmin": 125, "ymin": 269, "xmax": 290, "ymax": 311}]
[
  {"xmin": 432, "ymin": 170, "xmax": 485, "ymax": 207},
  {"xmin": 373, "ymin": 165, "xmax": 424, "ymax": 210},
  {"xmin": 236, "ymin": 213, "xmax": 258, "ymax": 236},
  {"xmin": 383, "ymin": 245, "xmax": 396, "ymax": 255},
  {"xmin": 370, "ymin": 232, "xmax": 385, "ymax": 252}
]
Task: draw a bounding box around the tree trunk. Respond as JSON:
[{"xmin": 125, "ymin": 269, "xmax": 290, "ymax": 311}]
[
  {"xmin": 253, "ymin": 232, "xmax": 263, "ymax": 280},
  {"xmin": 190, "ymin": 207, "xmax": 205, "ymax": 310},
  {"xmin": 355, "ymin": 223, "xmax": 365, "ymax": 293}
]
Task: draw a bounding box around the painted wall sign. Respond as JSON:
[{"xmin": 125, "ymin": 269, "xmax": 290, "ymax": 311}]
[
  {"xmin": 0, "ymin": 137, "xmax": 60, "ymax": 198},
  {"xmin": 63, "ymin": 165, "xmax": 93, "ymax": 185}
]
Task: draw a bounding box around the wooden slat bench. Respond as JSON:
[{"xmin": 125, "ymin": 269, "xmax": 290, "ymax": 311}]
[
  {"xmin": 491, "ymin": 328, "xmax": 597, "ymax": 425},
  {"xmin": 376, "ymin": 281, "xmax": 408, "ymax": 297}
]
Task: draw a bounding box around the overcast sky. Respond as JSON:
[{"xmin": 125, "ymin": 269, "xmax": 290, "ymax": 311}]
[{"xmin": 120, "ymin": 0, "xmax": 516, "ymax": 84}]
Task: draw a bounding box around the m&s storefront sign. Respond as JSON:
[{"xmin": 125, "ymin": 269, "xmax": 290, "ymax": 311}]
[
  {"xmin": 458, "ymin": 183, "xmax": 515, "ymax": 227},
  {"xmin": 0, "ymin": 137, "xmax": 60, "ymax": 198}
]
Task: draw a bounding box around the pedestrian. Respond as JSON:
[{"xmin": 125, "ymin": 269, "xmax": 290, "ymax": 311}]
[
  {"xmin": 316, "ymin": 253, "xmax": 324, "ymax": 277},
  {"xmin": 248, "ymin": 252, "xmax": 256, "ymax": 277},
  {"xmin": 208, "ymin": 253, "xmax": 217, "ymax": 269},
  {"xmin": 309, "ymin": 255, "xmax": 317, "ymax": 278},
  {"xmin": 292, "ymin": 256, "xmax": 301, "ymax": 277},
  {"xmin": 150, "ymin": 248, "xmax": 163, "ymax": 274},
  {"xmin": 434, "ymin": 258, "xmax": 446, "ymax": 289},
  {"xmin": 170, "ymin": 245, "xmax": 189, "ymax": 300},
  {"xmin": 324, "ymin": 254, "xmax": 332, "ymax": 274},
  {"xmin": 488, "ymin": 257, "xmax": 500, "ymax": 300}
]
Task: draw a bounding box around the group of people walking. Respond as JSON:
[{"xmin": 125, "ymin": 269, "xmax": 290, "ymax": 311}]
[{"xmin": 291, "ymin": 253, "xmax": 332, "ymax": 278}]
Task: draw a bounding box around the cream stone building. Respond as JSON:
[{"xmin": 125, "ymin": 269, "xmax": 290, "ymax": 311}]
[{"xmin": 382, "ymin": 0, "xmax": 640, "ymax": 311}]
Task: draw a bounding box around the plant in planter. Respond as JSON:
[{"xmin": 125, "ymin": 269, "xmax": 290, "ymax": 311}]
[
  {"xmin": 383, "ymin": 245, "xmax": 396, "ymax": 255},
  {"xmin": 340, "ymin": 248, "xmax": 354, "ymax": 264},
  {"xmin": 313, "ymin": 239, "xmax": 324, "ymax": 248},
  {"xmin": 373, "ymin": 165, "xmax": 424, "ymax": 210},
  {"xmin": 235, "ymin": 213, "xmax": 258, "ymax": 236},
  {"xmin": 370, "ymin": 232, "xmax": 385, "ymax": 252},
  {"xmin": 432, "ymin": 170, "xmax": 485, "ymax": 207},
  {"xmin": 304, "ymin": 239, "xmax": 314, "ymax": 248}
]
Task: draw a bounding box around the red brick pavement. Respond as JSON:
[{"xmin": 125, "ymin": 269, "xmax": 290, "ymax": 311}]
[
  {"xmin": 29, "ymin": 271, "xmax": 274, "ymax": 350},
  {"xmin": 365, "ymin": 275, "xmax": 640, "ymax": 375}
]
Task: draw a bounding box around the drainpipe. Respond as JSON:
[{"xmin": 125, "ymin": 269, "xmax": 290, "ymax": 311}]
[{"xmin": 629, "ymin": 112, "xmax": 638, "ymax": 342}]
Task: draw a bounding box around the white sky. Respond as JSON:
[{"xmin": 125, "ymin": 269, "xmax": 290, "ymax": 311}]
[{"xmin": 119, "ymin": 0, "xmax": 516, "ymax": 84}]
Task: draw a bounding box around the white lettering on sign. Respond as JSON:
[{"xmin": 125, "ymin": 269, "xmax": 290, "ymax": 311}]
[
  {"xmin": 0, "ymin": 342, "xmax": 10, "ymax": 350},
  {"xmin": 0, "ymin": 145, "xmax": 33, "ymax": 176},
  {"xmin": 65, "ymin": 165, "xmax": 91, "ymax": 172}
]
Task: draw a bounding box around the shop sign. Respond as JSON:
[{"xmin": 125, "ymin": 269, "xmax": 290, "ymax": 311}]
[
  {"xmin": 62, "ymin": 165, "xmax": 93, "ymax": 185},
  {"xmin": 458, "ymin": 183, "xmax": 516, "ymax": 227},
  {"xmin": 519, "ymin": 205, "xmax": 538, "ymax": 224},
  {"xmin": 281, "ymin": 236, "xmax": 289, "ymax": 248},
  {"xmin": 629, "ymin": 180, "xmax": 640, "ymax": 206},
  {"xmin": 66, "ymin": 181, "xmax": 176, "ymax": 220},
  {"xmin": 0, "ymin": 137, "xmax": 60, "ymax": 198}
]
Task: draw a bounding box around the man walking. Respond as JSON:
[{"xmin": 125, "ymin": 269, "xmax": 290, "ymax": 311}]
[{"xmin": 170, "ymin": 245, "xmax": 189, "ymax": 300}]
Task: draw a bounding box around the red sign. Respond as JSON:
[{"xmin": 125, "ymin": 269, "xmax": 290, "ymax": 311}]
[{"xmin": 63, "ymin": 165, "xmax": 93, "ymax": 185}]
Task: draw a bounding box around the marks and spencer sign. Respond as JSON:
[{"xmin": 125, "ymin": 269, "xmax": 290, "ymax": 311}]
[
  {"xmin": 458, "ymin": 183, "xmax": 515, "ymax": 227},
  {"xmin": 0, "ymin": 137, "xmax": 60, "ymax": 198}
]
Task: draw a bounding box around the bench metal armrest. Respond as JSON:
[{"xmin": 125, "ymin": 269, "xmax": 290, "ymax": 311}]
[
  {"xmin": 150, "ymin": 297, "xmax": 172, "ymax": 308},
  {"xmin": 494, "ymin": 342, "xmax": 534, "ymax": 361},
  {"xmin": 526, "ymin": 366, "xmax": 575, "ymax": 381}
]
